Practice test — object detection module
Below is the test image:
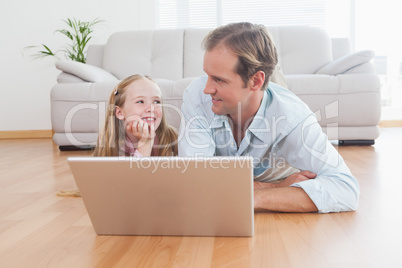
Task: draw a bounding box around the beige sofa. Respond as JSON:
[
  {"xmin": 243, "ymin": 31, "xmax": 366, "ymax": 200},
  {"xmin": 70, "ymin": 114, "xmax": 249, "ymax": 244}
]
[{"xmin": 51, "ymin": 26, "xmax": 381, "ymax": 150}]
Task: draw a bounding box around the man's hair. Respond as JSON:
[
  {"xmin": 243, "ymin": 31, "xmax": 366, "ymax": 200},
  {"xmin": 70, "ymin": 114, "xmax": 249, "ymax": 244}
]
[{"xmin": 202, "ymin": 22, "xmax": 278, "ymax": 90}]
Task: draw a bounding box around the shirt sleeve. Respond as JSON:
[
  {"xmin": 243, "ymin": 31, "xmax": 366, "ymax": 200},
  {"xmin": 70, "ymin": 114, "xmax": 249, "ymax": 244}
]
[
  {"xmin": 178, "ymin": 78, "xmax": 216, "ymax": 157},
  {"xmin": 278, "ymin": 114, "xmax": 360, "ymax": 213}
]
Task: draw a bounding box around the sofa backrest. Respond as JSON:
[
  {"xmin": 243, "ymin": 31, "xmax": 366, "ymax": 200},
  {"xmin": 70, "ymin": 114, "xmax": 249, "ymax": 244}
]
[
  {"xmin": 102, "ymin": 29, "xmax": 185, "ymax": 80},
  {"xmin": 89, "ymin": 25, "xmax": 336, "ymax": 79},
  {"xmin": 331, "ymin": 38, "xmax": 352, "ymax": 60},
  {"xmin": 267, "ymin": 26, "xmax": 332, "ymax": 74},
  {"xmin": 181, "ymin": 26, "xmax": 334, "ymax": 77},
  {"xmin": 183, "ymin": 28, "xmax": 211, "ymax": 78}
]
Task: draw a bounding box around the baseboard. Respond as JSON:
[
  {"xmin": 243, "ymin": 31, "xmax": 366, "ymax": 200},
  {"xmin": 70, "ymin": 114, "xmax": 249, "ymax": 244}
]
[
  {"xmin": 0, "ymin": 130, "xmax": 53, "ymax": 139},
  {"xmin": 379, "ymin": 120, "xmax": 402, "ymax": 128}
]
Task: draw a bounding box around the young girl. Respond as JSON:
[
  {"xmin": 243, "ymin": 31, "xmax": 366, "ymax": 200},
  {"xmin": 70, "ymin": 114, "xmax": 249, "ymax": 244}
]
[
  {"xmin": 57, "ymin": 75, "xmax": 177, "ymax": 197},
  {"xmin": 93, "ymin": 74, "xmax": 178, "ymax": 157}
]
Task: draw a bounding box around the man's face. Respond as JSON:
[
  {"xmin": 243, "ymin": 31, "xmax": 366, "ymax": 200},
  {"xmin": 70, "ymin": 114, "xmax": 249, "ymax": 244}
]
[{"xmin": 203, "ymin": 44, "xmax": 254, "ymax": 119}]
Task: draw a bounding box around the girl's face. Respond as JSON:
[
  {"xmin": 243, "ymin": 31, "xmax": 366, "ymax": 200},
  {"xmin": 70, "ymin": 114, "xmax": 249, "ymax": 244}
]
[{"xmin": 116, "ymin": 78, "xmax": 163, "ymax": 131}]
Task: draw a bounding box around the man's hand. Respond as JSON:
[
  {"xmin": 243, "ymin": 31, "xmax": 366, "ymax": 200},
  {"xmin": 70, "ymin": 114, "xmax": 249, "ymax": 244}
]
[{"xmin": 275, "ymin": 170, "xmax": 316, "ymax": 187}]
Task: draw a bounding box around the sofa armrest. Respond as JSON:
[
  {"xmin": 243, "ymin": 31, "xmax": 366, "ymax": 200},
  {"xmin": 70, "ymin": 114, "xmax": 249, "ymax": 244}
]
[
  {"xmin": 55, "ymin": 60, "xmax": 117, "ymax": 83},
  {"xmin": 315, "ymin": 50, "xmax": 375, "ymax": 75},
  {"xmin": 57, "ymin": 72, "xmax": 86, "ymax": 83},
  {"xmin": 342, "ymin": 61, "xmax": 376, "ymax": 74}
]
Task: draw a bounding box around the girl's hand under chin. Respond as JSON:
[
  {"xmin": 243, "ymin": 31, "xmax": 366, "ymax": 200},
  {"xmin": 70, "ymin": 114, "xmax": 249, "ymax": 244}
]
[{"xmin": 125, "ymin": 115, "xmax": 156, "ymax": 153}]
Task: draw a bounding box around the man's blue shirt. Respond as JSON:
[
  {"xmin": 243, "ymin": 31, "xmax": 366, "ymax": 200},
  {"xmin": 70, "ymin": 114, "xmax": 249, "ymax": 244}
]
[{"xmin": 178, "ymin": 76, "xmax": 359, "ymax": 213}]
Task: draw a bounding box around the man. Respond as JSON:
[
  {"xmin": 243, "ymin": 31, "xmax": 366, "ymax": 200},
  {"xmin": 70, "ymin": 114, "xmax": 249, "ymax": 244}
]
[{"xmin": 178, "ymin": 22, "xmax": 359, "ymax": 213}]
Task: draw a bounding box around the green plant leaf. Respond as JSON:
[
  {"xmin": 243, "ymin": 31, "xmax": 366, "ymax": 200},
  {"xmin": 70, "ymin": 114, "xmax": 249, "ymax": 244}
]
[{"xmin": 26, "ymin": 17, "xmax": 104, "ymax": 63}]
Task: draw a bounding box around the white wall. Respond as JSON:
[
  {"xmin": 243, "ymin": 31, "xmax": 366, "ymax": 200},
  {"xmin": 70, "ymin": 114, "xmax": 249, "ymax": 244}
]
[{"xmin": 0, "ymin": 0, "xmax": 156, "ymax": 131}]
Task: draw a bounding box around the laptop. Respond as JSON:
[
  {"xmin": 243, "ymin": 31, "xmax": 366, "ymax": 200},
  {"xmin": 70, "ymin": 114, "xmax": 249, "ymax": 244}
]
[{"xmin": 68, "ymin": 156, "xmax": 254, "ymax": 237}]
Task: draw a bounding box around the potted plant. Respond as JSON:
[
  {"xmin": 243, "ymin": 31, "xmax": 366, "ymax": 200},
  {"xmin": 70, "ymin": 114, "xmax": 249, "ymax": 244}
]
[{"xmin": 25, "ymin": 17, "xmax": 104, "ymax": 63}]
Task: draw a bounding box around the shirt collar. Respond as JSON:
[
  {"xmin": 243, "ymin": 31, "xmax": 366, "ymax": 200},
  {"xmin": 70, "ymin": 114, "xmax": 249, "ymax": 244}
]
[
  {"xmin": 208, "ymin": 89, "xmax": 271, "ymax": 141},
  {"xmin": 247, "ymin": 89, "xmax": 271, "ymax": 141},
  {"xmin": 209, "ymin": 114, "xmax": 230, "ymax": 129}
]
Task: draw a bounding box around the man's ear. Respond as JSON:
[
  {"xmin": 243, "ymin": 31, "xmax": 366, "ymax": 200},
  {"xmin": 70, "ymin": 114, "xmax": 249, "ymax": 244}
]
[
  {"xmin": 115, "ymin": 106, "xmax": 125, "ymax": 120},
  {"xmin": 250, "ymin": 71, "xmax": 265, "ymax": 91}
]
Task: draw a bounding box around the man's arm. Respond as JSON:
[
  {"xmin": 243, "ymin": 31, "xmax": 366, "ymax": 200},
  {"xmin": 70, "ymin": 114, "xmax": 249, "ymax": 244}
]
[
  {"xmin": 253, "ymin": 171, "xmax": 318, "ymax": 212},
  {"xmin": 254, "ymin": 187, "xmax": 318, "ymax": 213},
  {"xmin": 273, "ymin": 115, "xmax": 360, "ymax": 213}
]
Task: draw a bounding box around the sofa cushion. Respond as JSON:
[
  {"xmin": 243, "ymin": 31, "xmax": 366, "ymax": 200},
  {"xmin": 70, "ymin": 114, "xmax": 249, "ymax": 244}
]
[
  {"xmin": 285, "ymin": 74, "xmax": 381, "ymax": 127},
  {"xmin": 183, "ymin": 28, "xmax": 211, "ymax": 78},
  {"xmin": 183, "ymin": 26, "xmax": 333, "ymax": 76},
  {"xmin": 86, "ymin": 44, "xmax": 105, "ymax": 68},
  {"xmin": 56, "ymin": 60, "xmax": 117, "ymax": 82},
  {"xmin": 342, "ymin": 62, "xmax": 376, "ymax": 74},
  {"xmin": 270, "ymin": 66, "xmax": 287, "ymax": 88},
  {"xmin": 51, "ymin": 82, "xmax": 118, "ymax": 135},
  {"xmin": 103, "ymin": 29, "xmax": 184, "ymax": 80},
  {"xmin": 316, "ymin": 50, "xmax": 375, "ymax": 75},
  {"xmin": 267, "ymin": 26, "xmax": 332, "ymax": 75},
  {"xmin": 331, "ymin": 38, "xmax": 351, "ymax": 60},
  {"xmin": 155, "ymin": 78, "xmax": 194, "ymax": 129}
]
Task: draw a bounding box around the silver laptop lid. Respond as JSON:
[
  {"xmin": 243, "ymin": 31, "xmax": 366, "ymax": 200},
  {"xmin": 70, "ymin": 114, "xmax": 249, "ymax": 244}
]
[{"xmin": 68, "ymin": 156, "xmax": 254, "ymax": 237}]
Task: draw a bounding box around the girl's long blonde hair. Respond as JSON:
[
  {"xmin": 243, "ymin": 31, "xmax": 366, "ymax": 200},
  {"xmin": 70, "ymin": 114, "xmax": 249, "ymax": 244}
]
[{"xmin": 93, "ymin": 74, "xmax": 178, "ymax": 157}]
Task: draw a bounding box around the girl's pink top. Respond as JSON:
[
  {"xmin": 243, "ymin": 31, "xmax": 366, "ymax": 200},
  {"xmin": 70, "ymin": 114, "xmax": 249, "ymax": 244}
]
[{"xmin": 122, "ymin": 136, "xmax": 142, "ymax": 157}]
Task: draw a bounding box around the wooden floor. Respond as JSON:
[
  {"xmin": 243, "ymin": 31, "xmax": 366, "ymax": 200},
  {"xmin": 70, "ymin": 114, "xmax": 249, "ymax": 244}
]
[{"xmin": 0, "ymin": 128, "xmax": 401, "ymax": 267}]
